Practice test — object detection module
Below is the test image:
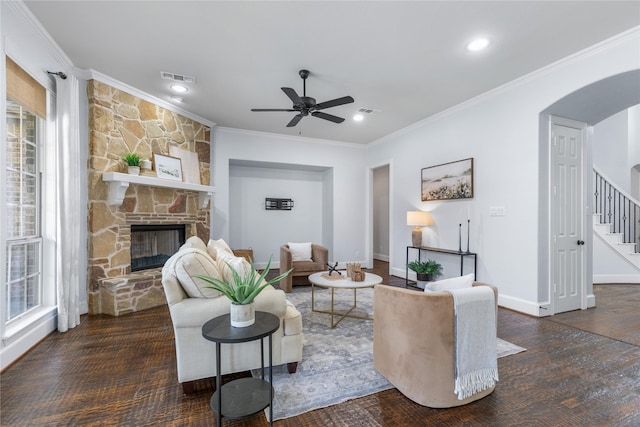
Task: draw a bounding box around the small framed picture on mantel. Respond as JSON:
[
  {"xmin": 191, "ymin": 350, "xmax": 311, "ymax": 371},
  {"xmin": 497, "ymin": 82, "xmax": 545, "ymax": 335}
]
[{"xmin": 154, "ymin": 154, "xmax": 183, "ymax": 182}]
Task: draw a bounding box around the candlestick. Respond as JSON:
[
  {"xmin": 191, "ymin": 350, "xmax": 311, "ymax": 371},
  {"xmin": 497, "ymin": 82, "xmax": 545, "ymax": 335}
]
[
  {"xmin": 458, "ymin": 223, "xmax": 462, "ymax": 252},
  {"xmin": 466, "ymin": 219, "xmax": 470, "ymax": 253}
]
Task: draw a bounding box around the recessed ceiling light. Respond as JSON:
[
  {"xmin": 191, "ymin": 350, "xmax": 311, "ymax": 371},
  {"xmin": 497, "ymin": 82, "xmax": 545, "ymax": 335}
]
[
  {"xmin": 466, "ymin": 37, "xmax": 490, "ymax": 52},
  {"xmin": 353, "ymin": 114, "xmax": 364, "ymax": 122},
  {"xmin": 170, "ymin": 84, "xmax": 189, "ymax": 93},
  {"xmin": 170, "ymin": 95, "xmax": 184, "ymax": 103}
]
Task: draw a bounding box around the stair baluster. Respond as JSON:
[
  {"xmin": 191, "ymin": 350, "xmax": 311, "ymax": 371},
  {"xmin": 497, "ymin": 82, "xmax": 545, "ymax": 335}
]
[{"xmin": 593, "ymin": 169, "xmax": 640, "ymax": 254}]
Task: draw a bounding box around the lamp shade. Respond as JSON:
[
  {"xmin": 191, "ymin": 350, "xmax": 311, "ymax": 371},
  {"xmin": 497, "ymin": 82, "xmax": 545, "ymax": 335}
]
[{"xmin": 406, "ymin": 211, "xmax": 433, "ymax": 227}]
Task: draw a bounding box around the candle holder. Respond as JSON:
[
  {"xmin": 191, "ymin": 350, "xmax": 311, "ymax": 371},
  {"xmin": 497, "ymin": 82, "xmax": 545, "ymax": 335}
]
[
  {"xmin": 466, "ymin": 219, "xmax": 471, "ymax": 253},
  {"xmin": 458, "ymin": 223, "xmax": 462, "ymax": 252}
]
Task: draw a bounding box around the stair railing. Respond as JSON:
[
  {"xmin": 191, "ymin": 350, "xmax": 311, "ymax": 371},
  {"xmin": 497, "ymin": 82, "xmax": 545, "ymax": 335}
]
[{"xmin": 593, "ymin": 167, "xmax": 640, "ymax": 253}]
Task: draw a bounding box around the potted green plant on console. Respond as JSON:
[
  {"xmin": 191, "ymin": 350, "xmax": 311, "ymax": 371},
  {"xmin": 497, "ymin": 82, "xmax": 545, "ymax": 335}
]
[
  {"xmin": 197, "ymin": 257, "xmax": 291, "ymax": 327},
  {"xmin": 407, "ymin": 259, "xmax": 443, "ymax": 289}
]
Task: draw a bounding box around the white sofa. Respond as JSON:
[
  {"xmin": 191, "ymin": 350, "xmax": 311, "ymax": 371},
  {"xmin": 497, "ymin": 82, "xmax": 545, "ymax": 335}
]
[{"xmin": 162, "ymin": 236, "xmax": 304, "ymax": 393}]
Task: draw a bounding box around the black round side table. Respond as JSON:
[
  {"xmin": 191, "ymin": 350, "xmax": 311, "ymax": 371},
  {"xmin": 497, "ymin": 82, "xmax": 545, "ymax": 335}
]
[{"xmin": 202, "ymin": 311, "xmax": 279, "ymax": 426}]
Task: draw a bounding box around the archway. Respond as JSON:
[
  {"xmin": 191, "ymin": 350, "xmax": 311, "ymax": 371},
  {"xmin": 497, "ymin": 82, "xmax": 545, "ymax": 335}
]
[{"xmin": 538, "ymin": 69, "xmax": 640, "ymax": 314}]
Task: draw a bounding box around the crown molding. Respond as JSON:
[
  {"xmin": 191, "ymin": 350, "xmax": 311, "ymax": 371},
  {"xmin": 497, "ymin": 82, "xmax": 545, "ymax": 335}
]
[
  {"xmin": 7, "ymin": 1, "xmax": 74, "ymax": 70},
  {"xmin": 88, "ymin": 69, "xmax": 216, "ymax": 129}
]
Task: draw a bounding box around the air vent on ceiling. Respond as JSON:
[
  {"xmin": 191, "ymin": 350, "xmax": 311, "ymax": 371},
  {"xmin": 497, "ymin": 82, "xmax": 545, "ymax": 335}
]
[
  {"xmin": 160, "ymin": 72, "xmax": 196, "ymax": 84},
  {"xmin": 357, "ymin": 107, "xmax": 381, "ymax": 115}
]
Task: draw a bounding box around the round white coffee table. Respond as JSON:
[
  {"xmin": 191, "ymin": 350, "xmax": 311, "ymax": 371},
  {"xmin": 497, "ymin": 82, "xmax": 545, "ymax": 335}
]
[{"xmin": 308, "ymin": 271, "xmax": 382, "ymax": 328}]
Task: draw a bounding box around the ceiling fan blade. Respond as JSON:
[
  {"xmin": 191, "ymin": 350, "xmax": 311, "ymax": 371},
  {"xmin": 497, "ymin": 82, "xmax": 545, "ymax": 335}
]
[
  {"xmin": 314, "ymin": 96, "xmax": 354, "ymax": 110},
  {"xmin": 311, "ymin": 111, "xmax": 345, "ymax": 124},
  {"xmin": 287, "ymin": 114, "xmax": 304, "ymax": 127},
  {"xmin": 281, "ymin": 87, "xmax": 304, "ymax": 106},
  {"xmin": 251, "ymin": 108, "xmax": 296, "ymax": 112}
]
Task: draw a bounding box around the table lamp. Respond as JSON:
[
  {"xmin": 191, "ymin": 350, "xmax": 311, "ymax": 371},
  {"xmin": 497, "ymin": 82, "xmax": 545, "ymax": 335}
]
[{"xmin": 407, "ymin": 211, "xmax": 433, "ymax": 247}]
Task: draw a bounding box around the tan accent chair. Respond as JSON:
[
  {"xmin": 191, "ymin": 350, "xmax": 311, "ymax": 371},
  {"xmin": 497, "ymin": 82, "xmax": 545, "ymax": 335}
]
[
  {"xmin": 373, "ymin": 283, "xmax": 498, "ymax": 408},
  {"xmin": 279, "ymin": 244, "xmax": 328, "ymax": 292}
]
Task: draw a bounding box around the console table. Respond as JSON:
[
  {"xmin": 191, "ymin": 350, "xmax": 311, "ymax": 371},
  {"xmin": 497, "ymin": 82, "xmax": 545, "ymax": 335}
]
[
  {"xmin": 202, "ymin": 311, "xmax": 279, "ymax": 426},
  {"xmin": 405, "ymin": 246, "xmax": 477, "ymax": 287}
]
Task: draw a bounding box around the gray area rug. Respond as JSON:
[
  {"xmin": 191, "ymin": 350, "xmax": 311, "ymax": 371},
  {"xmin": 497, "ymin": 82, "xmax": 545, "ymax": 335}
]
[{"xmin": 253, "ymin": 285, "xmax": 526, "ymax": 421}]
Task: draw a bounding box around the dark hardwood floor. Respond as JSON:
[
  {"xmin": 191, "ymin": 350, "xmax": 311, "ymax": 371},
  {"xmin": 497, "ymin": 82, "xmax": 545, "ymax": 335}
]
[{"xmin": 2, "ymin": 262, "xmax": 639, "ymax": 426}]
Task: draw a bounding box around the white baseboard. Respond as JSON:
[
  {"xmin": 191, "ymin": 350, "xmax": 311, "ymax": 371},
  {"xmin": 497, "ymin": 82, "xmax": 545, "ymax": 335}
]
[
  {"xmin": 373, "ymin": 254, "xmax": 389, "ymax": 262},
  {"xmin": 593, "ymin": 274, "xmax": 640, "ymax": 284},
  {"xmin": 587, "ymin": 293, "xmax": 596, "ymax": 308},
  {"xmin": 1, "ymin": 310, "xmax": 57, "ymax": 371},
  {"xmin": 497, "ymin": 294, "xmax": 543, "ymax": 317}
]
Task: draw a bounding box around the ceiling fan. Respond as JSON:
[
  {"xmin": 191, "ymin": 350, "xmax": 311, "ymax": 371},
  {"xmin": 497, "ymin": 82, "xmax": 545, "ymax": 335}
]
[{"xmin": 251, "ymin": 69, "xmax": 354, "ymax": 127}]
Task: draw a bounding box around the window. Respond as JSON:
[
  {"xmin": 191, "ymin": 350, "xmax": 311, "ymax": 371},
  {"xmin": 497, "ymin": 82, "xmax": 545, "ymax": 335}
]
[
  {"xmin": 4, "ymin": 56, "xmax": 47, "ymax": 325},
  {"xmin": 5, "ymin": 101, "xmax": 42, "ymax": 322}
]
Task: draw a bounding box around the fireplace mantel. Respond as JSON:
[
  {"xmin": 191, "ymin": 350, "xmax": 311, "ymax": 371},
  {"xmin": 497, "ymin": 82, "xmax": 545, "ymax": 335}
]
[{"xmin": 102, "ymin": 172, "xmax": 215, "ymax": 209}]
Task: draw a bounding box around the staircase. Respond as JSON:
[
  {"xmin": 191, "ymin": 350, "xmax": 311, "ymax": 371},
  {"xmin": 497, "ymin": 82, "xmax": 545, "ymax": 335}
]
[{"xmin": 593, "ymin": 167, "xmax": 640, "ymax": 269}]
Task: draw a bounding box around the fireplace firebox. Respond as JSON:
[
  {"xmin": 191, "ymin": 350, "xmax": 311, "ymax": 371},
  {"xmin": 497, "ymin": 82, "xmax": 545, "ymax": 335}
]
[{"xmin": 130, "ymin": 224, "xmax": 186, "ymax": 271}]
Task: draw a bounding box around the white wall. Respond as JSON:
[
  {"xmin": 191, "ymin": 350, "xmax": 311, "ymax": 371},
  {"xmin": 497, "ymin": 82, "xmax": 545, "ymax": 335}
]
[
  {"xmin": 212, "ymin": 127, "xmax": 367, "ymax": 267},
  {"xmin": 229, "ymin": 164, "xmax": 325, "ymax": 267},
  {"xmin": 593, "ymin": 109, "xmax": 631, "ymax": 193},
  {"xmin": 366, "ymin": 29, "xmax": 640, "ymax": 315}
]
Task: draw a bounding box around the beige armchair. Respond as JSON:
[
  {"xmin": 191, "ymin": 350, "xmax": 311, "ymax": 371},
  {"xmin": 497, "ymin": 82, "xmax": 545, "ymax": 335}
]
[
  {"xmin": 373, "ymin": 283, "xmax": 498, "ymax": 408},
  {"xmin": 279, "ymin": 244, "xmax": 328, "ymax": 292}
]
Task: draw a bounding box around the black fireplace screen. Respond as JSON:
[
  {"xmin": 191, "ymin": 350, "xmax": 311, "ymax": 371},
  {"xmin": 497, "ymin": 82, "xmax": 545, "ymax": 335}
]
[{"xmin": 130, "ymin": 224, "xmax": 186, "ymax": 271}]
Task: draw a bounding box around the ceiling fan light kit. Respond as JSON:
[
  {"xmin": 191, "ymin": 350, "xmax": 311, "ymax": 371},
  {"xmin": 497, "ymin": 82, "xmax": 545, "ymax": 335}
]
[{"xmin": 252, "ymin": 69, "xmax": 354, "ymax": 127}]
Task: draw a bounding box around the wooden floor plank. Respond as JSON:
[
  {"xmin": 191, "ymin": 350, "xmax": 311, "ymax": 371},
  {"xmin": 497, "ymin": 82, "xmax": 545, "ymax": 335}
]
[{"xmin": 2, "ymin": 263, "xmax": 639, "ymax": 426}]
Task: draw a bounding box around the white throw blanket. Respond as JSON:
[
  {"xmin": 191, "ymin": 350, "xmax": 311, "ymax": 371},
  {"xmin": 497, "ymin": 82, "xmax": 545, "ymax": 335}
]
[{"xmin": 446, "ymin": 286, "xmax": 499, "ymax": 400}]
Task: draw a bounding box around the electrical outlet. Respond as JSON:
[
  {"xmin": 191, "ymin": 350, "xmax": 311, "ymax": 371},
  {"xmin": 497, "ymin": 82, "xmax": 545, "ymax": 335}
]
[{"xmin": 489, "ymin": 206, "xmax": 506, "ymax": 216}]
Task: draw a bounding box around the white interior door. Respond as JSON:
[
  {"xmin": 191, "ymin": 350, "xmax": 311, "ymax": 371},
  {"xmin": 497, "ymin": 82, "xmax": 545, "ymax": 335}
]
[{"xmin": 550, "ymin": 116, "xmax": 586, "ymax": 313}]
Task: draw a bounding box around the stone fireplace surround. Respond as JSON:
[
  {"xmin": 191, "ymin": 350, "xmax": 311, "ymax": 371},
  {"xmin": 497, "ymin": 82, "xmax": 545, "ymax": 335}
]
[{"xmin": 87, "ymin": 80, "xmax": 211, "ymax": 316}]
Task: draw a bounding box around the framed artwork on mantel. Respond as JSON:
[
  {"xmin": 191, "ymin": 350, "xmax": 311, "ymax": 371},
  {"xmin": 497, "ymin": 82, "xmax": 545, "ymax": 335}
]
[
  {"xmin": 421, "ymin": 158, "xmax": 473, "ymax": 201},
  {"xmin": 154, "ymin": 154, "xmax": 183, "ymax": 182},
  {"xmin": 169, "ymin": 145, "xmax": 200, "ymax": 184}
]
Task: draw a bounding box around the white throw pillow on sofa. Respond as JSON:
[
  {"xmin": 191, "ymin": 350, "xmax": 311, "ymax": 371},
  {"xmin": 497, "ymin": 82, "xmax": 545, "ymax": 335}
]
[
  {"xmin": 288, "ymin": 242, "xmax": 312, "ymax": 262},
  {"xmin": 207, "ymin": 238, "xmax": 233, "ymax": 260},
  {"xmin": 180, "ymin": 235, "xmax": 207, "ymax": 253},
  {"xmin": 424, "ymin": 273, "xmax": 475, "ymax": 292},
  {"xmin": 216, "ymin": 248, "xmax": 252, "ymax": 283},
  {"xmin": 171, "ymin": 248, "xmax": 223, "ymax": 298}
]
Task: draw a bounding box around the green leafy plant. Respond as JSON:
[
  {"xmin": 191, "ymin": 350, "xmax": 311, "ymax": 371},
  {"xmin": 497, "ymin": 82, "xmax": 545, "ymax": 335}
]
[
  {"xmin": 196, "ymin": 257, "xmax": 292, "ymax": 305},
  {"xmin": 407, "ymin": 259, "xmax": 443, "ymax": 277},
  {"xmin": 122, "ymin": 153, "xmax": 141, "ymax": 167}
]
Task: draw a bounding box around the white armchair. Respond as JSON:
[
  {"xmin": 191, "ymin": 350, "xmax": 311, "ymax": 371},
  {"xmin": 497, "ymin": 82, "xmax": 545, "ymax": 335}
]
[{"xmin": 162, "ymin": 237, "xmax": 304, "ymax": 394}]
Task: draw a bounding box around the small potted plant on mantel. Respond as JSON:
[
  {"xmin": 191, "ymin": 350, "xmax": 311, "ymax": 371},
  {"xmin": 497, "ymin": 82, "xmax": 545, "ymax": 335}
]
[
  {"xmin": 407, "ymin": 259, "xmax": 443, "ymax": 289},
  {"xmin": 196, "ymin": 257, "xmax": 292, "ymax": 327},
  {"xmin": 122, "ymin": 153, "xmax": 141, "ymax": 175}
]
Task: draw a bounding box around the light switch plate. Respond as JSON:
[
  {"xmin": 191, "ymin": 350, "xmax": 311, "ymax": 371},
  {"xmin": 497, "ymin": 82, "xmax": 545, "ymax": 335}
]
[{"xmin": 489, "ymin": 206, "xmax": 506, "ymax": 216}]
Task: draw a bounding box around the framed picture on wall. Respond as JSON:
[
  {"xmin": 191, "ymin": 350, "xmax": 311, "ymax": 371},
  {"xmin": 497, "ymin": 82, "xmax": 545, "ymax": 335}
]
[
  {"xmin": 421, "ymin": 158, "xmax": 473, "ymax": 201},
  {"xmin": 154, "ymin": 154, "xmax": 183, "ymax": 182}
]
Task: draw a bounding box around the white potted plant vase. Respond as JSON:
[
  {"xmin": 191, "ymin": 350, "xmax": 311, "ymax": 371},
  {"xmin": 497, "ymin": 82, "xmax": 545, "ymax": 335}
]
[
  {"xmin": 128, "ymin": 165, "xmax": 140, "ymax": 175},
  {"xmin": 230, "ymin": 302, "xmax": 255, "ymax": 327}
]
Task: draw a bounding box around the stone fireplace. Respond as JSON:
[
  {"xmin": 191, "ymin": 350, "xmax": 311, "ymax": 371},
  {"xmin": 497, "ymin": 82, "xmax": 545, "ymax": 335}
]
[{"xmin": 86, "ymin": 80, "xmax": 211, "ymax": 315}]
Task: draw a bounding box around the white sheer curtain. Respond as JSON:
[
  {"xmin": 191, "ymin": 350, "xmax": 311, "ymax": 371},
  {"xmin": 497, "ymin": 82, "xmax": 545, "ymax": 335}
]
[{"xmin": 56, "ymin": 75, "xmax": 82, "ymax": 332}]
